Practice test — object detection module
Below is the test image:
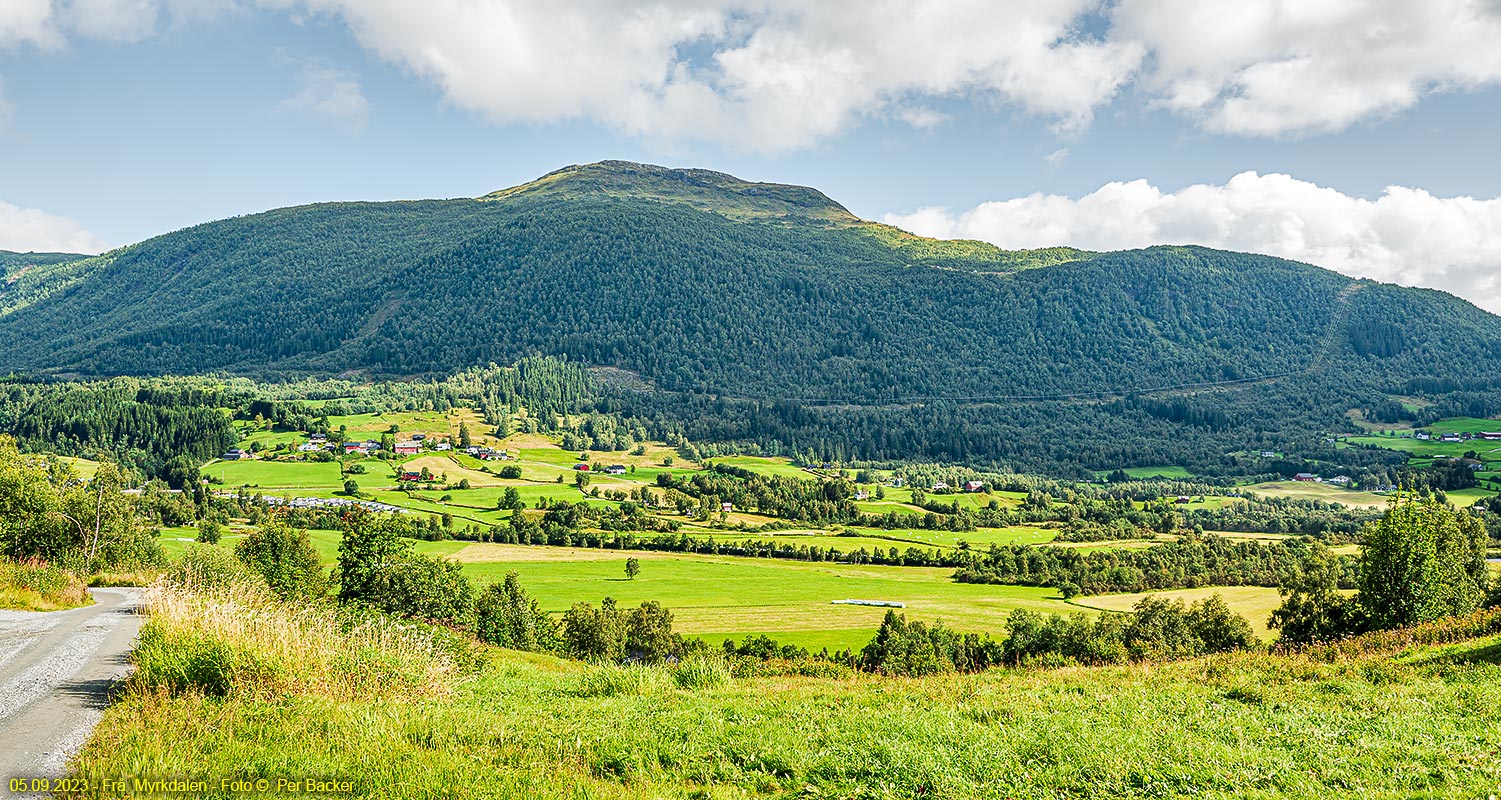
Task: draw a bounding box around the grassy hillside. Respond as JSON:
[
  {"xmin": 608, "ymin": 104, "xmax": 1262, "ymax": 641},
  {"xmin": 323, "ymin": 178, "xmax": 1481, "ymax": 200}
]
[{"xmin": 68, "ymin": 581, "xmax": 1501, "ymax": 799}]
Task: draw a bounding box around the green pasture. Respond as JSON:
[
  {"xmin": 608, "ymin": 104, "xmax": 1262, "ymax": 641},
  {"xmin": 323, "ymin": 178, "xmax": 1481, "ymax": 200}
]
[
  {"xmin": 450, "ymin": 542, "xmax": 1076, "ymax": 650},
  {"xmin": 1093, "ymin": 466, "xmax": 1195, "ymax": 480},
  {"xmin": 847, "ymin": 525, "xmax": 1058, "ymax": 549},
  {"xmin": 203, "ymin": 459, "xmax": 344, "ymax": 488},
  {"xmin": 711, "ymin": 455, "xmax": 817, "ymax": 480}
]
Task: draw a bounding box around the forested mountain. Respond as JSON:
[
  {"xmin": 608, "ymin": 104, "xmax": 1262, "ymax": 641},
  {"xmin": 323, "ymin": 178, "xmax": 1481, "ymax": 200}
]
[{"xmin": 2, "ymin": 161, "xmax": 1499, "ymax": 475}]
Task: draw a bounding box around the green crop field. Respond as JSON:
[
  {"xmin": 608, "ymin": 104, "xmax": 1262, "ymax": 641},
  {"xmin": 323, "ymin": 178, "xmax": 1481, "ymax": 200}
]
[
  {"xmin": 844, "ymin": 525, "xmax": 1059, "ymax": 548},
  {"xmin": 448, "ymin": 542, "xmax": 1076, "ymax": 652},
  {"xmin": 711, "ymin": 455, "xmax": 817, "ymax": 480},
  {"xmin": 1094, "ymin": 465, "xmax": 1195, "ymax": 480},
  {"xmin": 203, "ymin": 459, "xmax": 345, "ymax": 488}
]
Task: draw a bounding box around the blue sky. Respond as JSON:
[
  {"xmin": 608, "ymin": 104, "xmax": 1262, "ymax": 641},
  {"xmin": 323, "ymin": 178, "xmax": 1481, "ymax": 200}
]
[{"xmin": 3, "ymin": 1, "xmax": 1501, "ymax": 310}]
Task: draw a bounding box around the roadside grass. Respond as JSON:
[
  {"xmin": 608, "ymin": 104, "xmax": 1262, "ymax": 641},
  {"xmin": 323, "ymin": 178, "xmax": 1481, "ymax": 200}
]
[
  {"xmin": 125, "ymin": 580, "xmax": 478, "ymax": 701},
  {"xmin": 0, "ymin": 556, "xmax": 92, "ymax": 611},
  {"xmin": 68, "ymin": 583, "xmax": 1501, "ymax": 799}
]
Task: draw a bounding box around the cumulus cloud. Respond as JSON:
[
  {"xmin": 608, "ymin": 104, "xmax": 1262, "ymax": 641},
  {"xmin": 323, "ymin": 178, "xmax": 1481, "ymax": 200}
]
[
  {"xmin": 276, "ymin": 53, "xmax": 369, "ymax": 130},
  {"xmin": 7, "ymin": 1, "xmax": 1501, "ymax": 147},
  {"xmin": 0, "ymin": 0, "xmax": 162, "ymax": 48},
  {"xmin": 1111, "ymin": 0, "xmax": 1501, "ymax": 137},
  {"xmin": 883, "ymin": 172, "xmax": 1501, "ymax": 313},
  {"xmin": 0, "ymin": 199, "xmax": 110, "ymax": 254},
  {"xmin": 282, "ymin": 0, "xmax": 1139, "ymax": 151}
]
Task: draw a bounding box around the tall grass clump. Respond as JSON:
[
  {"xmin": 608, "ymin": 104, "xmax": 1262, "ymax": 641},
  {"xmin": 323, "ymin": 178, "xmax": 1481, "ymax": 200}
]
[
  {"xmin": 0, "ymin": 556, "xmax": 91, "ymax": 611},
  {"xmin": 575, "ymin": 662, "xmax": 675, "ymax": 697},
  {"xmin": 671, "ymin": 654, "xmax": 733, "ymax": 689},
  {"xmin": 131, "ymin": 575, "xmax": 482, "ymax": 701}
]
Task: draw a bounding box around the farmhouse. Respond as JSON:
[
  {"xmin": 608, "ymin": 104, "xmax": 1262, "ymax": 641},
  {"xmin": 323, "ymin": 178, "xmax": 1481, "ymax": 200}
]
[
  {"xmin": 963, "ymin": 480, "xmax": 984, "ymax": 493},
  {"xmin": 394, "ymin": 442, "xmax": 421, "ymax": 456},
  {"xmin": 221, "ymin": 448, "xmax": 251, "ymax": 460},
  {"xmin": 433, "ymin": 442, "xmax": 452, "ymax": 451},
  {"xmin": 342, "ymin": 442, "xmax": 366, "ymax": 454},
  {"xmin": 310, "ymin": 433, "xmax": 327, "ymax": 443},
  {"xmin": 1293, "ymin": 473, "xmax": 1318, "ymax": 482},
  {"xmin": 411, "ymin": 433, "xmax": 425, "ymax": 441},
  {"xmin": 573, "ymin": 463, "xmax": 591, "ymax": 471},
  {"xmin": 1416, "ymin": 431, "xmax": 1432, "ymax": 440},
  {"xmin": 1175, "ymin": 496, "xmax": 1192, "ymax": 504},
  {"xmin": 297, "ymin": 442, "xmax": 321, "ymax": 452},
  {"xmin": 1326, "ymin": 476, "xmax": 1351, "ymax": 486},
  {"xmin": 932, "ymin": 481, "xmax": 949, "ymax": 491},
  {"xmin": 721, "ymin": 502, "xmax": 734, "ymax": 513},
  {"xmin": 1482, "ymin": 432, "xmax": 1501, "ymax": 441},
  {"xmin": 854, "ymin": 490, "xmax": 870, "ymax": 501},
  {"xmin": 1259, "ymin": 450, "xmax": 1276, "ymax": 458},
  {"xmin": 605, "ymin": 465, "xmax": 628, "ymax": 475},
  {"xmin": 398, "ymin": 470, "xmax": 422, "ymax": 482},
  {"xmin": 1441, "ymin": 433, "xmax": 1464, "ymax": 443}
]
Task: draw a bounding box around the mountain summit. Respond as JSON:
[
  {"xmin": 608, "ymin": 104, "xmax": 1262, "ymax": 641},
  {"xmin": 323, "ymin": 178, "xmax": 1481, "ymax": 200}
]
[
  {"xmin": 0, "ymin": 161, "xmax": 1497, "ymax": 472},
  {"xmin": 482, "ymin": 160, "xmax": 857, "ymax": 223}
]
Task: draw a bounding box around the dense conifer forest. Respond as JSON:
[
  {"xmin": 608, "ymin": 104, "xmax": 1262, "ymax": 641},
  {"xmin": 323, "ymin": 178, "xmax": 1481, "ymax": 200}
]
[{"xmin": 3, "ymin": 162, "xmax": 1500, "ymax": 474}]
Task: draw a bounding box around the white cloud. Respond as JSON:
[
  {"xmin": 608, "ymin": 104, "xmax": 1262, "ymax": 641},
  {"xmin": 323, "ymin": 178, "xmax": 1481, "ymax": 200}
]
[
  {"xmin": 1044, "ymin": 147, "xmax": 1069, "ymax": 167},
  {"xmin": 8, "ymin": 1, "xmax": 1501, "ymax": 147},
  {"xmin": 884, "ymin": 172, "xmax": 1501, "ymax": 313},
  {"xmin": 0, "ymin": 0, "xmax": 162, "ymax": 47},
  {"xmin": 0, "ymin": 199, "xmax": 110, "ymax": 254},
  {"xmin": 279, "ymin": 0, "xmax": 1140, "ymax": 152},
  {"xmin": 277, "ymin": 53, "xmax": 369, "ymax": 130},
  {"xmin": 1110, "ymin": 0, "xmax": 1501, "ymax": 137},
  {"xmin": 0, "ymin": 0, "xmax": 64, "ymax": 49}
]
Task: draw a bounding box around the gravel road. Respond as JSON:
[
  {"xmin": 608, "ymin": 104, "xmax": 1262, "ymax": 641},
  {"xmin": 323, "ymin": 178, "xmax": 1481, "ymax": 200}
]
[{"xmin": 0, "ymin": 588, "xmax": 143, "ymax": 791}]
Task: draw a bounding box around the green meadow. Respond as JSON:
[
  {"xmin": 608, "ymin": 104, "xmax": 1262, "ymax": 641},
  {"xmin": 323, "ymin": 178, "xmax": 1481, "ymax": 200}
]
[
  {"xmin": 204, "ymin": 459, "xmax": 344, "ymax": 488},
  {"xmin": 449, "ymin": 542, "xmax": 1075, "ymax": 651}
]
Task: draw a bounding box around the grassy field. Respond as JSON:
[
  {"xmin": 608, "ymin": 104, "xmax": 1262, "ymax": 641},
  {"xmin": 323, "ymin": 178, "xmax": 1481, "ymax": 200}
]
[
  {"xmin": 449, "ymin": 542, "xmax": 1074, "ymax": 652},
  {"xmin": 204, "ymin": 459, "xmax": 344, "ymax": 488},
  {"xmin": 1094, "ymin": 465, "xmax": 1195, "ymax": 480},
  {"xmin": 69, "ymin": 583, "xmax": 1501, "ymax": 799},
  {"xmin": 842, "ymin": 525, "xmax": 1059, "ymax": 549},
  {"xmin": 1072, "ymin": 586, "xmax": 1289, "ymax": 639},
  {"xmin": 1245, "ymin": 480, "xmax": 1393, "ymax": 509}
]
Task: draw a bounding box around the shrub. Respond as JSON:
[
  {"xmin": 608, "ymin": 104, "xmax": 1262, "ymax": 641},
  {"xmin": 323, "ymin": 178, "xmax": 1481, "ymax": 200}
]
[
  {"xmin": 234, "ymin": 518, "xmax": 328, "ymax": 600},
  {"xmin": 475, "ymin": 571, "xmax": 559, "ymax": 652},
  {"xmin": 168, "ymin": 544, "xmax": 256, "ymax": 590},
  {"xmin": 860, "ymin": 610, "xmax": 1002, "ymax": 676},
  {"xmin": 0, "ymin": 556, "xmax": 90, "ymax": 610},
  {"xmin": 1358, "ymin": 497, "xmax": 1490, "ymax": 629},
  {"xmin": 195, "ymin": 518, "xmax": 222, "ymax": 545}
]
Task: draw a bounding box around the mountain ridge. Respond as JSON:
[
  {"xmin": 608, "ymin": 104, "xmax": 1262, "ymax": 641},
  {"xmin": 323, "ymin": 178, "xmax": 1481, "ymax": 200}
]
[{"xmin": 0, "ymin": 162, "xmax": 1498, "ymax": 474}]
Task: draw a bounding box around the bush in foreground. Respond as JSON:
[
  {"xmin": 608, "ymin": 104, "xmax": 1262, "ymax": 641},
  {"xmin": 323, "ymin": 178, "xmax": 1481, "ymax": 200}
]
[
  {"xmin": 0, "ymin": 556, "xmax": 91, "ymax": 611},
  {"xmin": 132, "ymin": 578, "xmax": 482, "ymax": 700}
]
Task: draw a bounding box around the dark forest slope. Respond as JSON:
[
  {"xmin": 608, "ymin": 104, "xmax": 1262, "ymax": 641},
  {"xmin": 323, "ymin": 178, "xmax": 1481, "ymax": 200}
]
[{"xmin": 2, "ymin": 162, "xmax": 1499, "ymax": 474}]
